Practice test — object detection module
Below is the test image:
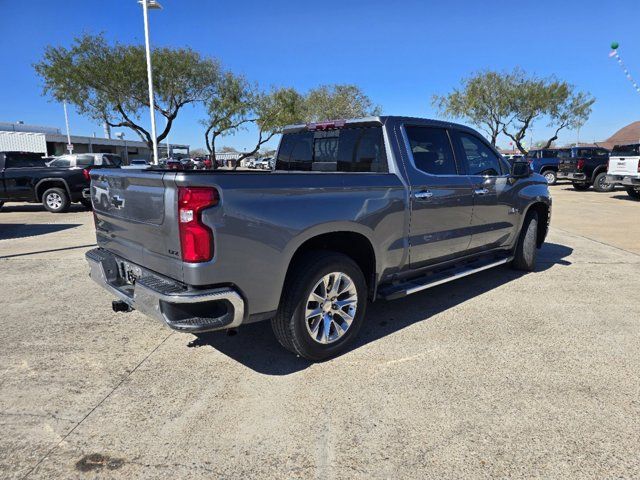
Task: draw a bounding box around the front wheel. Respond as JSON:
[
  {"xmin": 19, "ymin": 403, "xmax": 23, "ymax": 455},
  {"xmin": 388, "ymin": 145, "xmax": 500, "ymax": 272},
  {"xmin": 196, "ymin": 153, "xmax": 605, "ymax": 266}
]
[
  {"xmin": 543, "ymin": 170, "xmax": 557, "ymax": 185},
  {"xmin": 42, "ymin": 188, "xmax": 70, "ymax": 213},
  {"xmin": 512, "ymin": 211, "xmax": 539, "ymax": 272},
  {"xmin": 626, "ymin": 187, "xmax": 640, "ymax": 200},
  {"xmin": 271, "ymin": 251, "xmax": 367, "ymax": 361},
  {"xmin": 593, "ymin": 172, "xmax": 615, "ymax": 193},
  {"xmin": 572, "ymin": 182, "xmax": 590, "ymax": 191}
]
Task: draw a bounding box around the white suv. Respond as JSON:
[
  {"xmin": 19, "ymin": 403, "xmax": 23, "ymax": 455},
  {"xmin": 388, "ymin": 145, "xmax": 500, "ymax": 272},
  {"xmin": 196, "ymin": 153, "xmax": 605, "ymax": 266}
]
[{"xmin": 606, "ymin": 144, "xmax": 640, "ymax": 200}]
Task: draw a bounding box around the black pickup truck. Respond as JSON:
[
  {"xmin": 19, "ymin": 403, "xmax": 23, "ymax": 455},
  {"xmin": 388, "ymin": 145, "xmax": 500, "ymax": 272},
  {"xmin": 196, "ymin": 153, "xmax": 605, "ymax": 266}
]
[
  {"xmin": 0, "ymin": 151, "xmax": 91, "ymax": 212},
  {"xmin": 557, "ymin": 146, "xmax": 613, "ymax": 192}
]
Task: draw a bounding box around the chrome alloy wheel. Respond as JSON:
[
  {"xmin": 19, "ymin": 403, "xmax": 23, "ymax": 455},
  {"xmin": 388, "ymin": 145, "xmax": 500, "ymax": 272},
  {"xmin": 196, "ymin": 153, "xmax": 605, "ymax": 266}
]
[
  {"xmin": 46, "ymin": 192, "xmax": 63, "ymax": 210},
  {"xmin": 305, "ymin": 272, "xmax": 358, "ymax": 344},
  {"xmin": 544, "ymin": 171, "xmax": 555, "ymax": 184}
]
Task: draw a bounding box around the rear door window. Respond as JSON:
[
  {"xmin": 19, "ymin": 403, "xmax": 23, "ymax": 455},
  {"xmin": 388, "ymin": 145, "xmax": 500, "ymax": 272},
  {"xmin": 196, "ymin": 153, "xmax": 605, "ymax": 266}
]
[
  {"xmin": 76, "ymin": 155, "xmax": 95, "ymax": 167},
  {"xmin": 404, "ymin": 126, "xmax": 458, "ymax": 175},
  {"xmin": 49, "ymin": 157, "xmax": 71, "ymax": 167}
]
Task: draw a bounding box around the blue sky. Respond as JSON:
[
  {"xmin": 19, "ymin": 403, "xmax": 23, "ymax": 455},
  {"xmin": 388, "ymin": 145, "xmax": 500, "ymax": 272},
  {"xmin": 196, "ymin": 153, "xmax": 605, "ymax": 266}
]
[{"xmin": 1, "ymin": 0, "xmax": 640, "ymax": 151}]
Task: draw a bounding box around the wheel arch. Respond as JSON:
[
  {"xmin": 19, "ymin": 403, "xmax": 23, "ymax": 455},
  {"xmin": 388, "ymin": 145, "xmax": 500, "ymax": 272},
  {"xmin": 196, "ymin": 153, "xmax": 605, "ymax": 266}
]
[
  {"xmin": 591, "ymin": 165, "xmax": 607, "ymax": 182},
  {"xmin": 35, "ymin": 178, "xmax": 71, "ymax": 202},
  {"xmin": 283, "ymin": 229, "xmax": 378, "ymax": 300}
]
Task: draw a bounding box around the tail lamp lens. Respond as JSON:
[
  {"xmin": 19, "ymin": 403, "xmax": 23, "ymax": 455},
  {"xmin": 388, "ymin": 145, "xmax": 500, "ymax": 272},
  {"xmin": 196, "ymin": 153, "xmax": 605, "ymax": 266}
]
[
  {"xmin": 576, "ymin": 158, "xmax": 585, "ymax": 170},
  {"xmin": 178, "ymin": 187, "xmax": 219, "ymax": 263},
  {"xmin": 82, "ymin": 168, "xmax": 91, "ymax": 180}
]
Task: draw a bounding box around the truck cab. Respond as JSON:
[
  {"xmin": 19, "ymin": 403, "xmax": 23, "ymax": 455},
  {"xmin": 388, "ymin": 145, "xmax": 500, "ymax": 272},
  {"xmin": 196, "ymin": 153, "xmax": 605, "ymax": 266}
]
[{"xmin": 557, "ymin": 146, "xmax": 612, "ymax": 192}]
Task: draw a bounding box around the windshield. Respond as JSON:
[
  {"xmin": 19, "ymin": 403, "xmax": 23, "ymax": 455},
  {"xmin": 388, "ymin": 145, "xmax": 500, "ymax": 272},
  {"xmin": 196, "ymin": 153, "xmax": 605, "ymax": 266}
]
[{"xmin": 611, "ymin": 144, "xmax": 640, "ymax": 156}]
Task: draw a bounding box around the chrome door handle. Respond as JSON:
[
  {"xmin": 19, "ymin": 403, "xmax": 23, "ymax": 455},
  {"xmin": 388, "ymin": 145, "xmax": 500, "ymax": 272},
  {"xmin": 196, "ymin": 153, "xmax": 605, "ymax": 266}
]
[
  {"xmin": 474, "ymin": 188, "xmax": 489, "ymax": 195},
  {"xmin": 414, "ymin": 190, "xmax": 434, "ymax": 200}
]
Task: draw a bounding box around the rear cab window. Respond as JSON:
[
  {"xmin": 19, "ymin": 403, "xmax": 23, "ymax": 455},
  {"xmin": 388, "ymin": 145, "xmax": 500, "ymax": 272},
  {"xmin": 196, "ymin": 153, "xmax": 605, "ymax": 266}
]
[
  {"xmin": 275, "ymin": 125, "xmax": 388, "ymax": 172},
  {"xmin": 611, "ymin": 144, "xmax": 640, "ymax": 157}
]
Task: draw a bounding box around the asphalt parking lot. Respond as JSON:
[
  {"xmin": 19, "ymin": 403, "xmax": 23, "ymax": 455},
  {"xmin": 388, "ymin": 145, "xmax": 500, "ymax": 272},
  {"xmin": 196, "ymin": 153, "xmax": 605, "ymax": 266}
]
[{"xmin": 1, "ymin": 184, "xmax": 639, "ymax": 479}]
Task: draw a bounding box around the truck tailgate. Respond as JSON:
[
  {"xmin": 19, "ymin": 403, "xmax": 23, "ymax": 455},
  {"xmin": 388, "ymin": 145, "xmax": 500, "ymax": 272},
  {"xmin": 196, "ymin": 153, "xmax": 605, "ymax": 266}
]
[
  {"xmin": 558, "ymin": 158, "xmax": 577, "ymax": 173},
  {"xmin": 91, "ymin": 169, "xmax": 184, "ymax": 282},
  {"xmin": 608, "ymin": 156, "xmax": 639, "ymax": 176}
]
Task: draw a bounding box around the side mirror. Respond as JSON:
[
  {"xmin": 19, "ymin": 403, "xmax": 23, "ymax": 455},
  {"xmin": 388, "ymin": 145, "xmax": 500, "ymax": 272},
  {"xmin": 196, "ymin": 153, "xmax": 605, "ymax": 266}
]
[{"xmin": 510, "ymin": 160, "xmax": 531, "ymax": 179}]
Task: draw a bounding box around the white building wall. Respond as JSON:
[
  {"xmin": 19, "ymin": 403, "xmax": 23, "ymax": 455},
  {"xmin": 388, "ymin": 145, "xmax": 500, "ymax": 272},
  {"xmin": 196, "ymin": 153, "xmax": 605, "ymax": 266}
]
[{"xmin": 0, "ymin": 132, "xmax": 47, "ymax": 153}]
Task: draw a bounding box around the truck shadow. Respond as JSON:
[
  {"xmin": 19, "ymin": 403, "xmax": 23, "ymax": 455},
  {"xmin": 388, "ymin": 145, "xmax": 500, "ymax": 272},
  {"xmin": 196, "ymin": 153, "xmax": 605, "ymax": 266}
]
[
  {"xmin": 190, "ymin": 242, "xmax": 573, "ymax": 375},
  {"xmin": 0, "ymin": 223, "xmax": 82, "ymax": 240}
]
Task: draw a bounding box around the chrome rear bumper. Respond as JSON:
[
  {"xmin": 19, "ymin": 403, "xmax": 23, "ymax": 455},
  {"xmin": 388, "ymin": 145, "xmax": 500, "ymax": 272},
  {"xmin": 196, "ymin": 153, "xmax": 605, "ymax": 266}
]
[{"xmin": 86, "ymin": 248, "xmax": 245, "ymax": 333}]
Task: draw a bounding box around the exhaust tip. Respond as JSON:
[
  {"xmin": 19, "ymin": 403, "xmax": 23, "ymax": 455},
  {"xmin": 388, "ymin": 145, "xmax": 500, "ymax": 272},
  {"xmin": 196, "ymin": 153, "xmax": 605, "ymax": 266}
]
[{"xmin": 112, "ymin": 300, "xmax": 132, "ymax": 313}]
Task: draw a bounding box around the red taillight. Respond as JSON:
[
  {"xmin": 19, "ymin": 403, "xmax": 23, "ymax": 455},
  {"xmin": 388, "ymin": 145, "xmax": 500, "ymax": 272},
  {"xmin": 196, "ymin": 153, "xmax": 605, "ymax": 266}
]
[
  {"xmin": 82, "ymin": 167, "xmax": 91, "ymax": 180},
  {"xmin": 576, "ymin": 158, "xmax": 585, "ymax": 170},
  {"xmin": 178, "ymin": 187, "xmax": 219, "ymax": 263}
]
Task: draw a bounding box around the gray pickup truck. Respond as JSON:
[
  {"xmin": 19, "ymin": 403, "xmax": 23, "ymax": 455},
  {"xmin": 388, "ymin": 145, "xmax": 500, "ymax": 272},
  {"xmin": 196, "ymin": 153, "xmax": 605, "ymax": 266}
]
[{"xmin": 86, "ymin": 116, "xmax": 551, "ymax": 360}]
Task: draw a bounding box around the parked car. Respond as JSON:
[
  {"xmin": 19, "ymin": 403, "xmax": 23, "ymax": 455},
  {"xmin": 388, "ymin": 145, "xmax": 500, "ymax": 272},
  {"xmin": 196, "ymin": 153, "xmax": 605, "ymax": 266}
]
[
  {"xmin": 0, "ymin": 151, "xmax": 93, "ymax": 212},
  {"xmin": 246, "ymin": 158, "xmax": 257, "ymax": 168},
  {"xmin": 525, "ymin": 148, "xmax": 571, "ymax": 185},
  {"xmin": 85, "ymin": 116, "xmax": 551, "ymax": 361},
  {"xmin": 121, "ymin": 159, "xmax": 150, "ymax": 169},
  {"xmin": 165, "ymin": 159, "xmax": 183, "ymax": 170},
  {"xmin": 254, "ymin": 157, "xmax": 274, "ymax": 169},
  {"xmin": 556, "ymin": 147, "xmax": 612, "ymax": 192},
  {"xmin": 605, "ymin": 144, "xmax": 640, "ymax": 200}
]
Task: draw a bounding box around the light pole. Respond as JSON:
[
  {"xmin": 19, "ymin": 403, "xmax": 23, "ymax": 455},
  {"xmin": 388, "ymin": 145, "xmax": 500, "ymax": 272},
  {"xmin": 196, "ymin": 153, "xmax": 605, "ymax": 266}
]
[
  {"xmin": 139, "ymin": 0, "xmax": 163, "ymax": 165},
  {"xmin": 116, "ymin": 132, "xmax": 128, "ymax": 164},
  {"xmin": 63, "ymin": 100, "xmax": 73, "ymax": 154}
]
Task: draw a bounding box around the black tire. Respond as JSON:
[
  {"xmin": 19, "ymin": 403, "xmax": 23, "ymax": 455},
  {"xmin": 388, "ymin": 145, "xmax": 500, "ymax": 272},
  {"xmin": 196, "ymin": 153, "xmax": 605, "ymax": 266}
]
[
  {"xmin": 0, "ymin": 201, "xmax": 4, "ymax": 211},
  {"xmin": 512, "ymin": 211, "xmax": 539, "ymax": 272},
  {"xmin": 593, "ymin": 172, "xmax": 615, "ymax": 193},
  {"xmin": 271, "ymin": 251, "xmax": 368, "ymax": 361},
  {"xmin": 542, "ymin": 170, "xmax": 557, "ymax": 185},
  {"xmin": 80, "ymin": 198, "xmax": 93, "ymax": 210},
  {"xmin": 572, "ymin": 182, "xmax": 590, "ymax": 191},
  {"xmin": 626, "ymin": 187, "xmax": 640, "ymax": 200},
  {"xmin": 42, "ymin": 188, "xmax": 70, "ymax": 213}
]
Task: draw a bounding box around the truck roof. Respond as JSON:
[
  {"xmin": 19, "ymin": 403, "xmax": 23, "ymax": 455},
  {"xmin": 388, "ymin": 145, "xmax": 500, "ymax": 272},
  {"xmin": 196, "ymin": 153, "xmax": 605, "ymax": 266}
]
[{"xmin": 282, "ymin": 116, "xmax": 479, "ymax": 135}]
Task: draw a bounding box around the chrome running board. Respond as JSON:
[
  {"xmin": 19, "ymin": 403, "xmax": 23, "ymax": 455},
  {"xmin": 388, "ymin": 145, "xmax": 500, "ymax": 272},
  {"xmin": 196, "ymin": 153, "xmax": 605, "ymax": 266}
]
[{"xmin": 379, "ymin": 256, "xmax": 513, "ymax": 301}]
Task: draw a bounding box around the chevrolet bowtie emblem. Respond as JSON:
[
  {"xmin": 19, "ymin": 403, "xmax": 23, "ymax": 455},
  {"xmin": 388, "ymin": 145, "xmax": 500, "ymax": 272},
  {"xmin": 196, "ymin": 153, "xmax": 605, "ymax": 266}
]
[{"xmin": 110, "ymin": 195, "xmax": 125, "ymax": 209}]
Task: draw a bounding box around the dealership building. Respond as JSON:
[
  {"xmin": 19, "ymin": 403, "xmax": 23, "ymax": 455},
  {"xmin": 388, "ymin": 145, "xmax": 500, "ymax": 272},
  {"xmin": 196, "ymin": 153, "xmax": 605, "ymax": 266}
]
[{"xmin": 0, "ymin": 121, "xmax": 189, "ymax": 160}]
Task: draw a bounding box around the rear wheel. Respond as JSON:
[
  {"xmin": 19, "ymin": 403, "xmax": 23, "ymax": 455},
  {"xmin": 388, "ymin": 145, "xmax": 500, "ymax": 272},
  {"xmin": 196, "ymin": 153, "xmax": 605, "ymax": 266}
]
[
  {"xmin": 593, "ymin": 172, "xmax": 615, "ymax": 193},
  {"xmin": 512, "ymin": 211, "xmax": 539, "ymax": 272},
  {"xmin": 42, "ymin": 188, "xmax": 70, "ymax": 213},
  {"xmin": 626, "ymin": 187, "xmax": 640, "ymax": 200},
  {"xmin": 271, "ymin": 251, "xmax": 367, "ymax": 361},
  {"xmin": 542, "ymin": 170, "xmax": 557, "ymax": 185},
  {"xmin": 572, "ymin": 182, "xmax": 590, "ymax": 191},
  {"xmin": 0, "ymin": 201, "xmax": 4, "ymax": 211}
]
